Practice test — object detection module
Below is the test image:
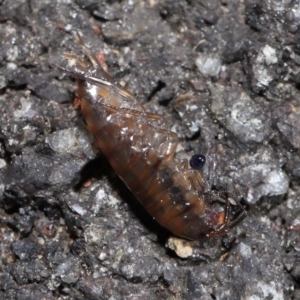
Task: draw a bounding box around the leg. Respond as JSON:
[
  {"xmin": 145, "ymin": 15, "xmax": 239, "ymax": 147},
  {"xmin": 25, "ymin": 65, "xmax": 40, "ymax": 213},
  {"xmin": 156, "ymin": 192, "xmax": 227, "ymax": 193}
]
[{"xmin": 204, "ymin": 190, "xmax": 247, "ymax": 237}]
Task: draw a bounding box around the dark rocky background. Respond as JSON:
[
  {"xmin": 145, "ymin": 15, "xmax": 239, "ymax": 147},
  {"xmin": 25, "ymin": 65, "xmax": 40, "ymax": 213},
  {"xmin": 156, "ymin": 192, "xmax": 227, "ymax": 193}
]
[{"xmin": 0, "ymin": 0, "xmax": 300, "ymax": 299}]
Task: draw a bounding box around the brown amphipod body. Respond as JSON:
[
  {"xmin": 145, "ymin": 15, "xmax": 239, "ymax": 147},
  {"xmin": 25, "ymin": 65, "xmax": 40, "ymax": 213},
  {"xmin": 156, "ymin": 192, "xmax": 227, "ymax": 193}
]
[{"xmin": 55, "ymin": 33, "xmax": 246, "ymax": 240}]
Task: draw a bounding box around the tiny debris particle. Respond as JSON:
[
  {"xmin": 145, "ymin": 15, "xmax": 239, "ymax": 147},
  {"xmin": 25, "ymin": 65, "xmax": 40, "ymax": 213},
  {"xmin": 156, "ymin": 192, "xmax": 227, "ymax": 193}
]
[
  {"xmin": 238, "ymin": 242, "xmax": 252, "ymax": 259},
  {"xmin": 99, "ymin": 252, "xmax": 107, "ymax": 260},
  {"xmin": 46, "ymin": 128, "xmax": 77, "ymax": 153},
  {"xmin": 195, "ymin": 53, "xmax": 221, "ymax": 77},
  {"xmin": 262, "ymin": 45, "xmax": 278, "ymax": 65},
  {"xmin": 165, "ymin": 237, "xmax": 193, "ymax": 258},
  {"xmin": 0, "ymin": 159, "xmax": 7, "ymax": 169},
  {"xmin": 68, "ymin": 203, "xmax": 86, "ymax": 216}
]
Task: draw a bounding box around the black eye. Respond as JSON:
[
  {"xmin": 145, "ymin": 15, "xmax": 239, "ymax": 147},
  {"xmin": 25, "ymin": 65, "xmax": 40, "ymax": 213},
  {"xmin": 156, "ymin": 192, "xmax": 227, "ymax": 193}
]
[{"xmin": 189, "ymin": 154, "xmax": 206, "ymax": 170}]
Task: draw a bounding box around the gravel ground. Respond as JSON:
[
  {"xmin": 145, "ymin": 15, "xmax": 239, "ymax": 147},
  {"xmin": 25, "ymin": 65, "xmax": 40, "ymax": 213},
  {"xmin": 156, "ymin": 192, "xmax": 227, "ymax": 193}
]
[{"xmin": 0, "ymin": 0, "xmax": 300, "ymax": 299}]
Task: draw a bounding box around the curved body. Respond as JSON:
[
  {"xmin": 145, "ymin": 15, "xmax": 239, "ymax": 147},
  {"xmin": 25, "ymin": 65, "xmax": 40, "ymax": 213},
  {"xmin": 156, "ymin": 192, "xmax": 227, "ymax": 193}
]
[{"xmin": 55, "ymin": 34, "xmax": 246, "ymax": 240}]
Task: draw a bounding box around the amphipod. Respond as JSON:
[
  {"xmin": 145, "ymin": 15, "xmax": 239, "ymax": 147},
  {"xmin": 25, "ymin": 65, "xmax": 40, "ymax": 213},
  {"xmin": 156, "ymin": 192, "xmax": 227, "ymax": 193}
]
[{"xmin": 54, "ymin": 33, "xmax": 246, "ymax": 240}]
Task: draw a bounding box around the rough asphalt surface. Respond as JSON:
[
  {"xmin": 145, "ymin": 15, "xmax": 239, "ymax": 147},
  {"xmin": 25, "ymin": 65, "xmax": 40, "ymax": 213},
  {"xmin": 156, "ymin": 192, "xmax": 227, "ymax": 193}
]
[{"xmin": 0, "ymin": 0, "xmax": 300, "ymax": 299}]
